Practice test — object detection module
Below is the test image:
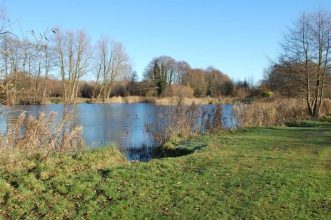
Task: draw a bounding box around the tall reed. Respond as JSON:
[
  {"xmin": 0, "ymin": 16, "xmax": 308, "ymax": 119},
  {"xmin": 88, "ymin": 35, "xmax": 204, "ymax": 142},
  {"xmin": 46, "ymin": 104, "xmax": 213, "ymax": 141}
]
[
  {"xmin": 145, "ymin": 99, "xmax": 229, "ymax": 147},
  {"xmin": 145, "ymin": 99, "xmax": 203, "ymax": 146},
  {"xmin": 232, "ymin": 99, "xmax": 311, "ymax": 128},
  {"xmin": 0, "ymin": 111, "xmax": 83, "ymax": 153},
  {"xmin": 321, "ymin": 98, "xmax": 331, "ymax": 116},
  {"xmin": 146, "ymin": 98, "xmax": 329, "ymax": 149}
]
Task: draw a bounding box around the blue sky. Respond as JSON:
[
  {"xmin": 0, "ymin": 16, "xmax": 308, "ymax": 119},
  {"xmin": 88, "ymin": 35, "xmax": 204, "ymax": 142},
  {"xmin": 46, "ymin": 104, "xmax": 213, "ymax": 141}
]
[{"xmin": 6, "ymin": 0, "xmax": 331, "ymax": 82}]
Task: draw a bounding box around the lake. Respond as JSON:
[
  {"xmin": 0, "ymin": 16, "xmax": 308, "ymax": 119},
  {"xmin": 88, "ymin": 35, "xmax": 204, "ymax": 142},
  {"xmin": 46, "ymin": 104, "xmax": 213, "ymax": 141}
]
[{"xmin": 0, "ymin": 103, "xmax": 233, "ymax": 160}]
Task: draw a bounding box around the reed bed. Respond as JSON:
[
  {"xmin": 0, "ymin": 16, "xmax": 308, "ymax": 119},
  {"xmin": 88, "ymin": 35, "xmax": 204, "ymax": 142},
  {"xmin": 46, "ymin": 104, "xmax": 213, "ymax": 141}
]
[
  {"xmin": 154, "ymin": 96, "xmax": 217, "ymax": 105},
  {"xmin": 0, "ymin": 111, "xmax": 128, "ymax": 172},
  {"xmin": 145, "ymin": 100, "xmax": 227, "ymax": 147},
  {"xmin": 232, "ymin": 99, "xmax": 331, "ymax": 128},
  {"xmin": 321, "ymin": 98, "xmax": 331, "ymax": 116},
  {"xmin": 145, "ymin": 101, "xmax": 202, "ymax": 146},
  {"xmin": 107, "ymin": 96, "xmax": 156, "ymax": 104},
  {"xmin": 0, "ymin": 111, "xmax": 84, "ymax": 153},
  {"xmin": 107, "ymin": 96, "xmax": 234, "ymax": 105},
  {"xmin": 146, "ymin": 98, "xmax": 331, "ymax": 148}
]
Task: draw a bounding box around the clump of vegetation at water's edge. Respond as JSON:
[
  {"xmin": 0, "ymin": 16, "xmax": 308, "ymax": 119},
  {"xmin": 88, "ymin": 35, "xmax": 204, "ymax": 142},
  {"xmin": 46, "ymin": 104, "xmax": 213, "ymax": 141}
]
[{"xmin": 0, "ymin": 120, "xmax": 330, "ymax": 219}]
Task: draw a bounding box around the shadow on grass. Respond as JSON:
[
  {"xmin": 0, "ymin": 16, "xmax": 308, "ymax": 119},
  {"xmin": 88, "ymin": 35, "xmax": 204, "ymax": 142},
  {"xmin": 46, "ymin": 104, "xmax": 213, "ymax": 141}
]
[
  {"xmin": 123, "ymin": 142, "xmax": 207, "ymax": 161},
  {"xmin": 286, "ymin": 120, "xmax": 331, "ymax": 128},
  {"xmin": 153, "ymin": 142, "xmax": 207, "ymax": 158},
  {"xmin": 286, "ymin": 121, "xmax": 317, "ymax": 127}
]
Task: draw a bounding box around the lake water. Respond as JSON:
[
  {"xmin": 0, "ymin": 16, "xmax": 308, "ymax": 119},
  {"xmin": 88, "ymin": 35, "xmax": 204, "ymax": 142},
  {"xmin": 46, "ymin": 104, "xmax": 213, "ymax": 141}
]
[{"xmin": 0, "ymin": 103, "xmax": 233, "ymax": 160}]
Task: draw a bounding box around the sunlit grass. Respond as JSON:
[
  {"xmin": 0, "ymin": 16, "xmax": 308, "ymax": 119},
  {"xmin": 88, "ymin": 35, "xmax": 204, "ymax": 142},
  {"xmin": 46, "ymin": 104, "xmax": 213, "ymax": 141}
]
[{"xmin": 0, "ymin": 121, "xmax": 330, "ymax": 219}]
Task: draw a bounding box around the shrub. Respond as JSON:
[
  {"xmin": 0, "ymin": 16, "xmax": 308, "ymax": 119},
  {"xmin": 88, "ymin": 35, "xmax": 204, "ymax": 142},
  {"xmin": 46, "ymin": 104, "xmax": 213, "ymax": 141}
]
[{"xmin": 261, "ymin": 90, "xmax": 273, "ymax": 98}]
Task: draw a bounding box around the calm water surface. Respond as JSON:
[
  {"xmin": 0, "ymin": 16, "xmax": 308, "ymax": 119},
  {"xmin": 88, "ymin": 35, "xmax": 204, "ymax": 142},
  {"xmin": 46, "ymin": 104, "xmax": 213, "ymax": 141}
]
[{"xmin": 0, "ymin": 103, "xmax": 233, "ymax": 160}]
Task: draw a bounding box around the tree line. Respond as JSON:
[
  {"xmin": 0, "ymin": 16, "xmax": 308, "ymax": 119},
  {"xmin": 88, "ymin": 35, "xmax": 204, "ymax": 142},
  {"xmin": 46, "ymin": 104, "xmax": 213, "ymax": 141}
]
[
  {"xmin": 0, "ymin": 27, "xmax": 132, "ymax": 105},
  {"xmin": 0, "ymin": 5, "xmax": 330, "ymax": 117},
  {"xmin": 0, "ymin": 12, "xmax": 245, "ymax": 105}
]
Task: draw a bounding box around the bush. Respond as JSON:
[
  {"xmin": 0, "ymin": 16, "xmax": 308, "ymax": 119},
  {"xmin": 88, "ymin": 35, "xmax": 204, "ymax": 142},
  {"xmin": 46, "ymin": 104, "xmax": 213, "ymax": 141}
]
[{"xmin": 261, "ymin": 90, "xmax": 273, "ymax": 98}]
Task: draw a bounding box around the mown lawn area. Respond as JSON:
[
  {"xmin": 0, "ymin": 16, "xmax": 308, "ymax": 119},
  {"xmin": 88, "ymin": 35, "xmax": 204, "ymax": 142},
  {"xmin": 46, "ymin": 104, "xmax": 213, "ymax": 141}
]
[{"xmin": 0, "ymin": 121, "xmax": 330, "ymax": 219}]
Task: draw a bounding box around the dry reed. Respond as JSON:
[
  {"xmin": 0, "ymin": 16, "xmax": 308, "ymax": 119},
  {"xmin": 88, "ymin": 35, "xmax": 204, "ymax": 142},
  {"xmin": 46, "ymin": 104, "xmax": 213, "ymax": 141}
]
[
  {"xmin": 145, "ymin": 99, "xmax": 203, "ymax": 146},
  {"xmin": 107, "ymin": 96, "xmax": 234, "ymax": 105},
  {"xmin": 321, "ymin": 98, "xmax": 331, "ymax": 116},
  {"xmin": 145, "ymin": 99, "xmax": 229, "ymax": 147},
  {"xmin": 0, "ymin": 111, "xmax": 84, "ymax": 153},
  {"xmin": 232, "ymin": 99, "xmax": 312, "ymax": 128}
]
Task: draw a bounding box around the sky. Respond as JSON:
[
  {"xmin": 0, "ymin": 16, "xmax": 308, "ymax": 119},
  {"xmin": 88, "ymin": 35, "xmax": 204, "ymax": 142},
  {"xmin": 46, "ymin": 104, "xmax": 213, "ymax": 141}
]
[{"xmin": 6, "ymin": 0, "xmax": 331, "ymax": 82}]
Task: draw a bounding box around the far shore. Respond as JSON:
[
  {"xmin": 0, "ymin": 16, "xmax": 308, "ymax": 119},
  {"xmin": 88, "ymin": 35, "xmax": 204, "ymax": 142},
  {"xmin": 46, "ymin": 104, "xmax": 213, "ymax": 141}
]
[{"xmin": 15, "ymin": 96, "xmax": 252, "ymax": 106}]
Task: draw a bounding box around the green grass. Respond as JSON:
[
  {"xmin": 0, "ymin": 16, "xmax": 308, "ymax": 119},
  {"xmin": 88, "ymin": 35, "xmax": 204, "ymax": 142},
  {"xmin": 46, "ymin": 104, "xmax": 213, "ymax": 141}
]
[{"xmin": 0, "ymin": 122, "xmax": 330, "ymax": 219}]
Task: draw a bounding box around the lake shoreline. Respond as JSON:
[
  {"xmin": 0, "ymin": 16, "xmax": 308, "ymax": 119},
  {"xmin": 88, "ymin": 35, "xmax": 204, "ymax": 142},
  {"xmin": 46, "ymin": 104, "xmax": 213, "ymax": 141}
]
[
  {"xmin": 13, "ymin": 96, "xmax": 247, "ymax": 106},
  {"xmin": 1, "ymin": 120, "xmax": 330, "ymax": 218}
]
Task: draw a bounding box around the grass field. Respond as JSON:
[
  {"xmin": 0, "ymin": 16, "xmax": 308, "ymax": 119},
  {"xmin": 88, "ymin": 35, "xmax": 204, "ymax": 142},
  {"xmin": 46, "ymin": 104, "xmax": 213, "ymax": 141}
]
[{"xmin": 0, "ymin": 121, "xmax": 330, "ymax": 219}]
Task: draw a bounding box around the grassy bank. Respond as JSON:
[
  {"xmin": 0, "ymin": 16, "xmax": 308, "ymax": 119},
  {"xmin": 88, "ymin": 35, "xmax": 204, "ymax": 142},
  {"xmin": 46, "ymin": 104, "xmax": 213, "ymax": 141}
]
[{"xmin": 0, "ymin": 121, "xmax": 330, "ymax": 219}]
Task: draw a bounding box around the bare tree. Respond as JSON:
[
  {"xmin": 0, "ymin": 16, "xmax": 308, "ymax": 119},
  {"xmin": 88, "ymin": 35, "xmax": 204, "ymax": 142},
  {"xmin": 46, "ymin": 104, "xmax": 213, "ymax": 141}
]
[
  {"xmin": 53, "ymin": 29, "xmax": 91, "ymax": 102},
  {"xmin": 0, "ymin": 4, "xmax": 12, "ymax": 36},
  {"xmin": 176, "ymin": 61, "xmax": 191, "ymax": 84},
  {"xmin": 127, "ymin": 70, "xmax": 138, "ymax": 95},
  {"xmin": 0, "ymin": 5, "xmax": 19, "ymax": 104},
  {"xmin": 31, "ymin": 29, "xmax": 55, "ymax": 103},
  {"xmin": 0, "ymin": 35, "xmax": 22, "ymax": 104},
  {"xmin": 94, "ymin": 38, "xmax": 130, "ymax": 102},
  {"xmin": 263, "ymin": 64, "xmax": 302, "ymax": 97},
  {"xmin": 280, "ymin": 10, "xmax": 331, "ymax": 117},
  {"xmin": 205, "ymin": 66, "xmax": 231, "ymax": 97}
]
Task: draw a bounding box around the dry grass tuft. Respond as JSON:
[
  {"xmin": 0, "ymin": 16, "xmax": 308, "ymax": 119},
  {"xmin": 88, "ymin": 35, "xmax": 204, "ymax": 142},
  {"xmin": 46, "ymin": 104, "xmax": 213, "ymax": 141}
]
[{"xmin": 0, "ymin": 111, "xmax": 84, "ymax": 153}]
